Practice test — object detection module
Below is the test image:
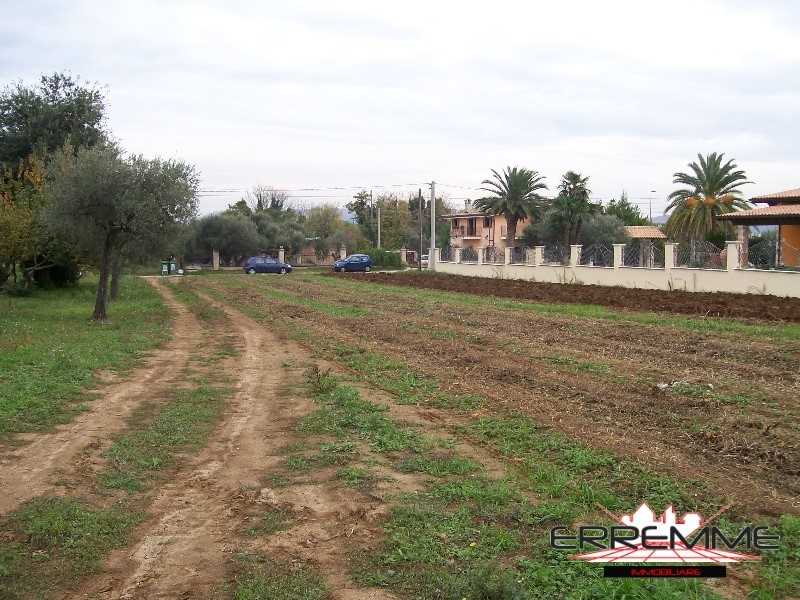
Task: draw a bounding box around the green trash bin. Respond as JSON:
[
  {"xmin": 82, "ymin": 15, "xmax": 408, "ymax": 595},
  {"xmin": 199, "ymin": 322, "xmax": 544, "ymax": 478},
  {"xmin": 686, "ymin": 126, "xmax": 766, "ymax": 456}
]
[
  {"xmin": 169, "ymin": 260, "xmax": 177, "ymax": 274},
  {"xmin": 160, "ymin": 260, "xmax": 169, "ymax": 276}
]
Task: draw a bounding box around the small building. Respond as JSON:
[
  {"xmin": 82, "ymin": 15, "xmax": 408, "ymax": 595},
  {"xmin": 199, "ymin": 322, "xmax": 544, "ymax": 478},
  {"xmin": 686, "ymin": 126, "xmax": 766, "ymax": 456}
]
[{"xmin": 718, "ymin": 188, "xmax": 800, "ymax": 268}]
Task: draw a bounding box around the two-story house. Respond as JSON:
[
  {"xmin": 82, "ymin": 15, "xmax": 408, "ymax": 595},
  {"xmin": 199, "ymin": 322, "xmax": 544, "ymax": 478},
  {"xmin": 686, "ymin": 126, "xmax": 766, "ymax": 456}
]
[{"xmin": 443, "ymin": 201, "xmax": 532, "ymax": 250}]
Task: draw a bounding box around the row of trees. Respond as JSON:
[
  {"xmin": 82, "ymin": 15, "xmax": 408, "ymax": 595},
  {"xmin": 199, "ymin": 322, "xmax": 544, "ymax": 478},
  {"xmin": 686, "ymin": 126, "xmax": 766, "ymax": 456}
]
[
  {"xmin": 470, "ymin": 152, "xmax": 751, "ymax": 250},
  {"xmin": 0, "ymin": 73, "xmax": 198, "ymax": 320}
]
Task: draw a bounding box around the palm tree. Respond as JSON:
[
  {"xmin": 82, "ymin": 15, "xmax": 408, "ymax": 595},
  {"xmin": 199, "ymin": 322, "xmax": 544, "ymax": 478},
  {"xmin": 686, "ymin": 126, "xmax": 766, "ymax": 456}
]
[
  {"xmin": 665, "ymin": 152, "xmax": 752, "ymax": 241},
  {"xmin": 474, "ymin": 167, "xmax": 548, "ymax": 246},
  {"xmin": 550, "ymin": 171, "xmax": 598, "ymax": 247}
]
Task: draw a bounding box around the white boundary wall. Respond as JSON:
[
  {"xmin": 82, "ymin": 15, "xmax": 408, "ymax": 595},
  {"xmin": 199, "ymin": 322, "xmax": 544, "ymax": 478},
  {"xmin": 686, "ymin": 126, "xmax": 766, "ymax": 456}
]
[{"xmin": 432, "ymin": 242, "xmax": 800, "ymax": 298}]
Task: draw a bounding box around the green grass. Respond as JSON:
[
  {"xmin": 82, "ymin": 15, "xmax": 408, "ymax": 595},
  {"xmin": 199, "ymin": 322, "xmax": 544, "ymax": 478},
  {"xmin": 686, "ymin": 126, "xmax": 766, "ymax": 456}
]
[
  {"xmin": 0, "ymin": 275, "xmax": 171, "ymax": 435},
  {"xmin": 299, "ymin": 368, "xmax": 427, "ymax": 454},
  {"xmin": 397, "ymin": 454, "xmax": 481, "ymax": 477},
  {"xmin": 0, "ymin": 496, "xmax": 142, "ymax": 598},
  {"xmin": 100, "ymin": 379, "xmax": 228, "ymax": 491},
  {"xmin": 232, "ymin": 554, "xmax": 328, "ymax": 600},
  {"xmin": 336, "ymin": 466, "xmax": 374, "ymax": 489},
  {"xmin": 245, "ymin": 507, "xmax": 292, "ymax": 537}
]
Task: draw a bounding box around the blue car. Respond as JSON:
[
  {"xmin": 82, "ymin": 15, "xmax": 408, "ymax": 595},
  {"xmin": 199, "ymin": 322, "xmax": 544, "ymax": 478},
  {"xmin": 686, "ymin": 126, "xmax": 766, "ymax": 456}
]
[
  {"xmin": 243, "ymin": 256, "xmax": 293, "ymax": 274},
  {"xmin": 332, "ymin": 254, "xmax": 372, "ymax": 272}
]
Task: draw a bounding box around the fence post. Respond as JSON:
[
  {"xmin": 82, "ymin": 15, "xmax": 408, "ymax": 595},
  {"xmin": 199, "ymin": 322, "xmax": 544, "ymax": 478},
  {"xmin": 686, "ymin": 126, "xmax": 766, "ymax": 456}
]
[
  {"xmin": 612, "ymin": 244, "xmax": 625, "ymax": 270},
  {"xmin": 664, "ymin": 243, "xmax": 676, "ymax": 271},
  {"xmin": 725, "ymin": 241, "xmax": 741, "ymax": 271},
  {"xmin": 570, "ymin": 245, "xmax": 581, "ymax": 267},
  {"xmin": 454, "ymin": 248, "xmax": 462, "ymax": 264},
  {"xmin": 400, "ymin": 247, "xmax": 407, "ymax": 265},
  {"xmin": 504, "ymin": 247, "xmax": 512, "ymax": 265},
  {"xmin": 212, "ymin": 249, "xmax": 220, "ymax": 271},
  {"xmin": 432, "ymin": 247, "xmax": 440, "ymax": 271},
  {"xmin": 340, "ymin": 245, "xmax": 347, "ymax": 260},
  {"xmin": 477, "ymin": 247, "xmax": 484, "ymax": 265},
  {"xmin": 278, "ymin": 246, "xmax": 285, "ymax": 263},
  {"xmin": 534, "ymin": 246, "xmax": 544, "ymax": 266}
]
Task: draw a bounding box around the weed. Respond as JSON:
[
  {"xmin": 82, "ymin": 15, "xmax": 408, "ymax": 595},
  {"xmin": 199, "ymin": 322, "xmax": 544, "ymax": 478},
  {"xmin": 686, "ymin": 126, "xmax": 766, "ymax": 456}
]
[{"xmin": 232, "ymin": 554, "xmax": 328, "ymax": 600}]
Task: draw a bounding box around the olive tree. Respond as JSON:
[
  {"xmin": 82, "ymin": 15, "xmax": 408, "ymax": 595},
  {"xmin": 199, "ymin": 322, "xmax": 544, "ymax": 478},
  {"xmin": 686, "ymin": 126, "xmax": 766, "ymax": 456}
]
[{"xmin": 45, "ymin": 144, "xmax": 198, "ymax": 321}]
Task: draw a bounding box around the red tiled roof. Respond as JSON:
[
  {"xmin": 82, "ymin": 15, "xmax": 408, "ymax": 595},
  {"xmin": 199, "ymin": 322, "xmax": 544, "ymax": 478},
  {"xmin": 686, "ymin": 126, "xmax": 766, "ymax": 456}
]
[
  {"xmin": 719, "ymin": 204, "xmax": 800, "ymax": 223},
  {"xmin": 624, "ymin": 226, "xmax": 666, "ymax": 239},
  {"xmin": 750, "ymin": 187, "xmax": 800, "ymax": 204}
]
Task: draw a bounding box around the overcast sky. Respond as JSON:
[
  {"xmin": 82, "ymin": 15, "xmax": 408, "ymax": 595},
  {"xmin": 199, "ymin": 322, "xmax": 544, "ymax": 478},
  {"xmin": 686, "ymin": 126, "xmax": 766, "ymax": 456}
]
[{"xmin": 3, "ymin": 0, "xmax": 799, "ymax": 215}]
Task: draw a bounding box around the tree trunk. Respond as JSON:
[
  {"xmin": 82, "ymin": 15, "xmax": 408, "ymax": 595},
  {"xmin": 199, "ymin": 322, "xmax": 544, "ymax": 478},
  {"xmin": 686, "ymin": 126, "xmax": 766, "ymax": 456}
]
[
  {"xmin": 506, "ymin": 217, "xmax": 518, "ymax": 248},
  {"xmin": 110, "ymin": 253, "xmax": 122, "ymax": 302},
  {"xmin": 93, "ymin": 232, "xmax": 115, "ymax": 322}
]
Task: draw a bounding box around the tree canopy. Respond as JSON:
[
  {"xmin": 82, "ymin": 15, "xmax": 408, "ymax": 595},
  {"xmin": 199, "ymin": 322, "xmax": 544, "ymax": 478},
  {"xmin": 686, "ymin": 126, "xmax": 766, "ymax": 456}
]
[{"xmin": 665, "ymin": 152, "xmax": 752, "ymax": 241}]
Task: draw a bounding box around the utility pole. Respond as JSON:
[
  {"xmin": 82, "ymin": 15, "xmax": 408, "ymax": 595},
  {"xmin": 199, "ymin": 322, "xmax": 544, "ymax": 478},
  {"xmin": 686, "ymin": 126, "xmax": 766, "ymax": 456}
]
[
  {"xmin": 370, "ymin": 190, "xmax": 375, "ymax": 247},
  {"xmin": 418, "ymin": 188, "xmax": 423, "ymax": 271},
  {"xmin": 377, "ymin": 204, "xmax": 381, "ymax": 248},
  {"xmin": 429, "ymin": 181, "xmax": 436, "ymax": 269},
  {"xmin": 649, "ymin": 190, "xmax": 656, "ymax": 224}
]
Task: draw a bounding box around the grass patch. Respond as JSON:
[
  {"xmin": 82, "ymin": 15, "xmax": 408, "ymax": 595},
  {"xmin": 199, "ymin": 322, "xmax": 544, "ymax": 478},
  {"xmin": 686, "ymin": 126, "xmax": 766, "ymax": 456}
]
[
  {"xmin": 245, "ymin": 507, "xmax": 292, "ymax": 537},
  {"xmin": 397, "ymin": 454, "xmax": 481, "ymax": 477},
  {"xmin": 299, "ymin": 367, "xmax": 427, "ymax": 454},
  {"xmin": 100, "ymin": 379, "xmax": 228, "ymax": 491},
  {"xmin": 0, "ymin": 496, "xmax": 142, "ymax": 597},
  {"xmin": 0, "ymin": 275, "xmax": 170, "ymax": 435},
  {"xmin": 231, "ymin": 554, "xmax": 328, "ymax": 600},
  {"xmin": 336, "ymin": 466, "xmax": 375, "ymax": 489}
]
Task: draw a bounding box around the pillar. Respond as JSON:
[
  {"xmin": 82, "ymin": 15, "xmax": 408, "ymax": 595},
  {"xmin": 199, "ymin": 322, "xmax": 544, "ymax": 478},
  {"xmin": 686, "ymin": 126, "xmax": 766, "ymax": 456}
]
[
  {"xmin": 340, "ymin": 245, "xmax": 346, "ymax": 260},
  {"xmin": 726, "ymin": 241, "xmax": 741, "ymax": 271},
  {"xmin": 212, "ymin": 249, "xmax": 220, "ymax": 271},
  {"xmin": 454, "ymin": 248, "xmax": 462, "ymax": 264},
  {"xmin": 278, "ymin": 246, "xmax": 285, "ymax": 263},
  {"xmin": 431, "ymin": 248, "xmax": 440, "ymax": 271},
  {"xmin": 533, "ymin": 246, "xmax": 544, "ymax": 266},
  {"xmin": 612, "ymin": 244, "xmax": 625, "ymax": 269},
  {"xmin": 477, "ymin": 247, "xmax": 484, "ymax": 265},
  {"xmin": 400, "ymin": 247, "xmax": 407, "ymax": 265},
  {"xmin": 570, "ymin": 245, "xmax": 581, "ymax": 267},
  {"xmin": 737, "ymin": 226, "xmax": 749, "ymax": 268},
  {"xmin": 664, "ymin": 243, "xmax": 676, "ymax": 270},
  {"xmin": 504, "ymin": 247, "xmax": 512, "ymax": 265}
]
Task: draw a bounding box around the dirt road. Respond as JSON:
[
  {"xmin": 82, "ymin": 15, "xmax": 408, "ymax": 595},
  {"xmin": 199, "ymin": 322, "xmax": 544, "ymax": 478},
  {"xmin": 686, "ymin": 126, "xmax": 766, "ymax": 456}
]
[{"xmin": 0, "ymin": 280, "xmax": 201, "ymax": 516}]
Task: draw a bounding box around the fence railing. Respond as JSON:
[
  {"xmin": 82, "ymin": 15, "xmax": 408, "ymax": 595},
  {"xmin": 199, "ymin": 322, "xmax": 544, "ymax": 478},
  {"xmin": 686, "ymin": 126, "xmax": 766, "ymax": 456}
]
[
  {"xmin": 543, "ymin": 245, "xmax": 569, "ymax": 266},
  {"xmin": 483, "ymin": 246, "xmax": 505, "ymax": 264},
  {"xmin": 675, "ymin": 241, "xmax": 724, "ymax": 269},
  {"xmin": 461, "ymin": 246, "xmax": 478, "ymax": 263},
  {"xmin": 439, "ymin": 246, "xmax": 453, "ymax": 262},
  {"xmin": 510, "ymin": 246, "xmax": 526, "ymax": 265},
  {"xmin": 623, "ymin": 240, "xmax": 665, "ymax": 268},
  {"xmin": 579, "ymin": 244, "xmax": 614, "ymax": 267}
]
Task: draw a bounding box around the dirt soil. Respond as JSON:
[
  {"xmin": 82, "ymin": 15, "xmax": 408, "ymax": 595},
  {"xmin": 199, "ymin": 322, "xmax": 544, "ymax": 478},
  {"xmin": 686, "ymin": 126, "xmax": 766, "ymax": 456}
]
[{"xmin": 340, "ymin": 271, "xmax": 800, "ymax": 323}]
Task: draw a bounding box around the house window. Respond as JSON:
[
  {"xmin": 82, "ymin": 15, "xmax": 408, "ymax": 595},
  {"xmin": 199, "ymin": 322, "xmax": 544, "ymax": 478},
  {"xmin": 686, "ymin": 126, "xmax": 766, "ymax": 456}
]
[
  {"xmin": 467, "ymin": 218, "xmax": 477, "ymax": 236},
  {"xmin": 484, "ymin": 217, "xmax": 492, "ymax": 228}
]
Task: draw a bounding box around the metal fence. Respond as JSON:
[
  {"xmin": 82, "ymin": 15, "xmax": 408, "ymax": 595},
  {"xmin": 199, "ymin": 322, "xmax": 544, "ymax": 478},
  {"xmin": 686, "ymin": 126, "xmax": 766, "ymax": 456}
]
[
  {"xmin": 623, "ymin": 240, "xmax": 665, "ymax": 268},
  {"xmin": 579, "ymin": 244, "xmax": 614, "ymax": 267},
  {"xmin": 675, "ymin": 241, "xmax": 724, "ymax": 269},
  {"xmin": 510, "ymin": 247, "xmax": 526, "ymax": 264},
  {"xmin": 439, "ymin": 246, "xmax": 453, "ymax": 262},
  {"xmin": 461, "ymin": 246, "xmax": 478, "ymax": 263},
  {"xmin": 543, "ymin": 245, "xmax": 569, "ymax": 266},
  {"xmin": 483, "ymin": 246, "xmax": 505, "ymax": 264}
]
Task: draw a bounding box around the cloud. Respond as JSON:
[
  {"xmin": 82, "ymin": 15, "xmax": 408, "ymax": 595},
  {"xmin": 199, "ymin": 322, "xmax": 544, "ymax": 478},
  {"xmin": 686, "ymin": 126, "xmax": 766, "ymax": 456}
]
[{"xmin": 2, "ymin": 0, "xmax": 799, "ymax": 214}]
